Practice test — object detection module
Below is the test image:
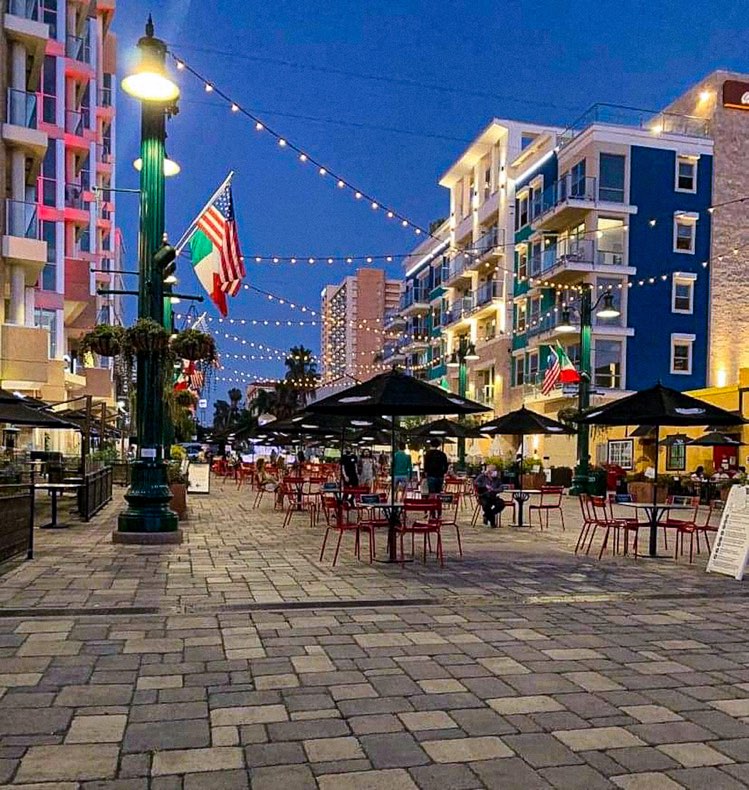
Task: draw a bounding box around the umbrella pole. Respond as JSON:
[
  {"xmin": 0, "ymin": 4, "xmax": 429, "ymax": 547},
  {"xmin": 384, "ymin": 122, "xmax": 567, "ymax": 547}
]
[{"xmin": 649, "ymin": 425, "xmax": 660, "ymax": 557}]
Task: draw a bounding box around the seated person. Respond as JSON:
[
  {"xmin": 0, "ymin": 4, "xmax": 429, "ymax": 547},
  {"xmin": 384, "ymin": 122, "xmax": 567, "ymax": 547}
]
[
  {"xmin": 256, "ymin": 457, "xmax": 279, "ymax": 491},
  {"xmin": 474, "ymin": 465, "xmax": 507, "ymax": 529},
  {"xmin": 690, "ymin": 465, "xmax": 706, "ymax": 482}
]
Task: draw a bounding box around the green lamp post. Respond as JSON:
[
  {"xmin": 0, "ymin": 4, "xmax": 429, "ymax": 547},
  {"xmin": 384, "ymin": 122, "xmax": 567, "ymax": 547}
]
[
  {"xmin": 446, "ymin": 336, "xmax": 479, "ymax": 469},
  {"xmin": 115, "ymin": 17, "xmax": 181, "ymax": 541},
  {"xmin": 555, "ymin": 286, "xmax": 620, "ymax": 494}
]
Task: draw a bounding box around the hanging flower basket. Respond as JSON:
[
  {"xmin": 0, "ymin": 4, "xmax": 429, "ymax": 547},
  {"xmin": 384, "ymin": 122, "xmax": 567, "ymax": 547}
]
[
  {"xmin": 126, "ymin": 318, "xmax": 171, "ymax": 356},
  {"xmin": 78, "ymin": 324, "xmax": 124, "ymax": 357},
  {"xmin": 175, "ymin": 389, "xmax": 198, "ymax": 408},
  {"xmin": 170, "ymin": 329, "xmax": 217, "ymax": 362}
]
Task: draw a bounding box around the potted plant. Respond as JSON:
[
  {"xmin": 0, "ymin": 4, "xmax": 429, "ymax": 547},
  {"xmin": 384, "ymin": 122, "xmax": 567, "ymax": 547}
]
[
  {"xmin": 175, "ymin": 389, "xmax": 198, "ymax": 408},
  {"xmin": 167, "ymin": 445, "xmax": 189, "ymax": 521},
  {"xmin": 171, "ymin": 329, "xmax": 217, "ymax": 362},
  {"xmin": 126, "ymin": 318, "xmax": 171, "ymax": 356},
  {"xmin": 78, "ymin": 324, "xmax": 124, "ymax": 357}
]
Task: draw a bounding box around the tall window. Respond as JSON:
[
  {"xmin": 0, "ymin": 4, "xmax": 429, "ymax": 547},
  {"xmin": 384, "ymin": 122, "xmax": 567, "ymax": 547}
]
[
  {"xmin": 34, "ymin": 308, "xmax": 57, "ymax": 358},
  {"xmin": 672, "ymin": 275, "xmax": 695, "ymax": 313},
  {"xmin": 41, "ymin": 55, "xmax": 56, "ymax": 124},
  {"xmin": 675, "ymin": 155, "xmax": 697, "ymax": 193},
  {"xmin": 607, "ymin": 439, "xmax": 633, "ymax": 469},
  {"xmin": 671, "ymin": 334, "xmax": 694, "ymax": 374},
  {"xmin": 570, "ymin": 159, "xmax": 587, "ymax": 197},
  {"xmin": 517, "ymin": 192, "xmax": 529, "ymax": 228},
  {"xmin": 527, "ymin": 351, "xmax": 539, "ymax": 385},
  {"xmin": 666, "ymin": 441, "xmax": 687, "ymax": 471},
  {"xmin": 516, "ymin": 300, "xmax": 527, "ymax": 333},
  {"xmin": 674, "ymin": 215, "xmax": 696, "ymax": 253},
  {"xmin": 594, "ymin": 339, "xmax": 622, "ymax": 389},
  {"xmin": 513, "ymin": 356, "xmax": 525, "ymax": 387},
  {"xmin": 599, "ymin": 153, "xmax": 625, "ymax": 202},
  {"xmin": 40, "ymin": 221, "xmax": 56, "ymax": 290},
  {"xmin": 517, "ymin": 246, "xmax": 528, "ymax": 280},
  {"xmin": 40, "ymin": 143, "xmax": 57, "ymax": 206},
  {"xmin": 41, "ymin": 0, "xmax": 57, "ymax": 38},
  {"xmin": 596, "ymin": 217, "xmax": 626, "ymax": 265}
]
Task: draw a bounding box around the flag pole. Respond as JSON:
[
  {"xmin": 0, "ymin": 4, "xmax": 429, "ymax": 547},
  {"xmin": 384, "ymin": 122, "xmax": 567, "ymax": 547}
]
[{"xmin": 174, "ymin": 171, "xmax": 235, "ymax": 256}]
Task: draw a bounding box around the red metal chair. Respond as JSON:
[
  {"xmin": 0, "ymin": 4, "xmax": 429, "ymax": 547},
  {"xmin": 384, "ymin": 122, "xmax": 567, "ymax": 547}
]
[
  {"xmin": 319, "ymin": 495, "xmax": 375, "ymax": 565},
  {"xmin": 398, "ymin": 500, "xmax": 443, "ymax": 564},
  {"xmin": 528, "ymin": 486, "xmax": 565, "ymax": 531},
  {"xmin": 434, "ymin": 493, "xmax": 462, "ymax": 557},
  {"xmin": 674, "ymin": 502, "xmax": 717, "ymax": 563}
]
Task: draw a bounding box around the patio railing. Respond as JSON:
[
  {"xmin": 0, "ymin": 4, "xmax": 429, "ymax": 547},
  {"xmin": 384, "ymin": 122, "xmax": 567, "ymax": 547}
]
[
  {"xmin": 78, "ymin": 466, "xmax": 113, "ymax": 522},
  {"xmin": 0, "ymin": 484, "xmax": 33, "ymax": 563}
]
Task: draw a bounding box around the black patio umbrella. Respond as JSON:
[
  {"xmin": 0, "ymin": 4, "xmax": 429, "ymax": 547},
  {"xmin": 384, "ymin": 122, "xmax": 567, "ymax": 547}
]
[
  {"xmin": 579, "ymin": 382, "xmax": 747, "ymax": 556},
  {"xmin": 479, "ymin": 407, "xmax": 574, "ymax": 526},
  {"xmin": 0, "ymin": 389, "xmax": 79, "ymax": 430},
  {"xmin": 687, "ymin": 431, "xmax": 744, "ymax": 447},
  {"xmin": 410, "ymin": 417, "xmax": 484, "ymax": 440},
  {"xmin": 309, "ymin": 370, "xmax": 489, "ymax": 560}
]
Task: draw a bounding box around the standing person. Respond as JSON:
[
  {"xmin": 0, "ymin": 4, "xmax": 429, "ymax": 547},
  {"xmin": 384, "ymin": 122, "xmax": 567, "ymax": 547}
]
[
  {"xmin": 359, "ymin": 448, "xmax": 376, "ymax": 491},
  {"xmin": 423, "ymin": 438, "xmax": 449, "ymax": 494},
  {"xmin": 392, "ymin": 441, "xmax": 412, "ymax": 494},
  {"xmin": 474, "ymin": 465, "xmax": 507, "ymax": 528},
  {"xmin": 341, "ymin": 449, "xmax": 359, "ymax": 488}
]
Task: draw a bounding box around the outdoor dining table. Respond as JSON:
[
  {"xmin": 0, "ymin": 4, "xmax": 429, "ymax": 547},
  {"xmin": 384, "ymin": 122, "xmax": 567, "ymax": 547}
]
[
  {"xmin": 616, "ymin": 502, "xmax": 695, "ymax": 523},
  {"xmin": 34, "ymin": 482, "xmax": 81, "ymax": 529},
  {"xmin": 356, "ymin": 500, "xmax": 407, "ymax": 563},
  {"xmin": 509, "ymin": 489, "xmax": 543, "ymax": 528}
]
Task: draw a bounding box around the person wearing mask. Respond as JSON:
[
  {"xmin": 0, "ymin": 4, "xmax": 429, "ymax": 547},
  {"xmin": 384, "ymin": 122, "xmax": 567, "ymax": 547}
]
[
  {"xmin": 341, "ymin": 449, "xmax": 359, "ymax": 488},
  {"xmin": 423, "ymin": 438, "xmax": 449, "ymax": 494},
  {"xmin": 392, "ymin": 442, "xmax": 412, "ymax": 493},
  {"xmin": 359, "ymin": 448, "xmax": 376, "ymax": 491},
  {"xmin": 474, "ymin": 464, "xmax": 507, "ymax": 528}
]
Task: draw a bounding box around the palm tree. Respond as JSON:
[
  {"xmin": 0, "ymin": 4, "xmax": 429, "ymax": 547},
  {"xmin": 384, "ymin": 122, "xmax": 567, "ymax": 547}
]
[
  {"xmin": 284, "ymin": 345, "xmax": 318, "ymax": 407},
  {"xmin": 212, "ymin": 400, "xmax": 231, "ymax": 431},
  {"xmin": 228, "ymin": 387, "xmax": 243, "ymax": 418}
]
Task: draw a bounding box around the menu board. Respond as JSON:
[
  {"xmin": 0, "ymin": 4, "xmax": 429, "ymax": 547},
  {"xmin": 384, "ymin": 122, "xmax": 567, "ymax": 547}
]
[
  {"xmin": 188, "ymin": 463, "xmax": 211, "ymax": 495},
  {"xmin": 707, "ymin": 485, "xmax": 749, "ymax": 580}
]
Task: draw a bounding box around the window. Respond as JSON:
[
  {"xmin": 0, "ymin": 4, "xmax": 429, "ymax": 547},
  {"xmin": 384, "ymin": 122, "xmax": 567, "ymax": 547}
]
[
  {"xmin": 521, "ymin": 133, "xmax": 537, "ymax": 150},
  {"xmin": 666, "ymin": 441, "xmax": 687, "ymax": 471},
  {"xmin": 674, "ymin": 215, "xmax": 697, "ymax": 253},
  {"xmin": 517, "ymin": 192, "xmax": 529, "ymax": 228},
  {"xmin": 607, "ymin": 439, "xmax": 633, "ymax": 470},
  {"xmin": 517, "ymin": 246, "xmax": 528, "ymax": 280},
  {"xmin": 40, "ymin": 221, "xmax": 56, "ymax": 290},
  {"xmin": 596, "ymin": 217, "xmax": 626, "ymax": 265},
  {"xmin": 570, "ymin": 159, "xmax": 587, "ymax": 198},
  {"xmin": 34, "ymin": 308, "xmax": 57, "ymax": 358},
  {"xmin": 594, "ymin": 339, "xmax": 622, "ymax": 389},
  {"xmin": 599, "ymin": 153, "xmax": 626, "ymax": 202},
  {"xmin": 672, "ymin": 274, "xmax": 695, "ymax": 313},
  {"xmin": 41, "ymin": 55, "xmax": 56, "ymax": 124},
  {"xmin": 41, "ymin": 0, "xmax": 57, "ymax": 38},
  {"xmin": 527, "ymin": 351, "xmax": 539, "ymax": 385},
  {"xmin": 484, "ymin": 166, "xmax": 492, "ymax": 197},
  {"xmin": 40, "ymin": 144, "xmax": 57, "ymax": 206},
  {"xmin": 595, "ymin": 277, "xmax": 622, "ymax": 327},
  {"xmin": 530, "ymin": 241, "xmax": 542, "ymax": 276},
  {"xmin": 675, "ymin": 155, "xmax": 697, "ymax": 193},
  {"xmin": 671, "ymin": 334, "xmax": 694, "ymax": 375},
  {"xmin": 513, "ymin": 356, "xmax": 525, "ymax": 387},
  {"xmin": 529, "ymin": 296, "xmax": 541, "ymax": 327},
  {"xmin": 516, "ymin": 300, "xmax": 527, "ymax": 333}
]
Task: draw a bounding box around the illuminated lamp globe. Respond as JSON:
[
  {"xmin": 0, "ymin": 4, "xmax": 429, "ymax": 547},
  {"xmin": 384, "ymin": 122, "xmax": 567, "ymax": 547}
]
[
  {"xmin": 446, "ymin": 352, "xmax": 460, "ymax": 368},
  {"xmin": 595, "ymin": 292, "xmax": 621, "ymax": 320},
  {"xmin": 463, "ymin": 342, "xmax": 479, "ymax": 361},
  {"xmin": 554, "ymin": 309, "xmax": 576, "ymax": 334},
  {"xmin": 133, "ymin": 156, "xmax": 181, "ymax": 177},
  {"xmin": 121, "ymin": 43, "xmax": 179, "ymax": 102}
]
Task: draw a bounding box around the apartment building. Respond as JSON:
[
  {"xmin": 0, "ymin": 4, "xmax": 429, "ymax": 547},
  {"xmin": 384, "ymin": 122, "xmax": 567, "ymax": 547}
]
[
  {"xmin": 0, "ymin": 0, "xmax": 118, "ymax": 409},
  {"xmin": 383, "ymin": 119, "xmax": 561, "ymax": 410},
  {"xmin": 320, "ymin": 269, "xmax": 401, "ymax": 389}
]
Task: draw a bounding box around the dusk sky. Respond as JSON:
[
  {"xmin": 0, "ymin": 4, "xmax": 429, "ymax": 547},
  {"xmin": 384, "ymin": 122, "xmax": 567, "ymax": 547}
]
[{"xmin": 114, "ymin": 1, "xmax": 749, "ymax": 400}]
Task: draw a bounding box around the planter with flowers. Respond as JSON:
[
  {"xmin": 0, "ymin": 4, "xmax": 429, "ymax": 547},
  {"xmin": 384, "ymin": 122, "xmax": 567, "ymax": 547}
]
[
  {"xmin": 78, "ymin": 324, "xmax": 125, "ymax": 358},
  {"xmin": 170, "ymin": 329, "xmax": 217, "ymax": 362}
]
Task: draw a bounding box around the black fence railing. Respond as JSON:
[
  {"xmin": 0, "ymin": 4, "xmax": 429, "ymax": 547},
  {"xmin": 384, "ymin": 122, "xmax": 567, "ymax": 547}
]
[
  {"xmin": 111, "ymin": 461, "xmax": 131, "ymax": 486},
  {"xmin": 0, "ymin": 484, "xmax": 33, "ymax": 563},
  {"xmin": 78, "ymin": 467, "xmax": 113, "ymax": 522}
]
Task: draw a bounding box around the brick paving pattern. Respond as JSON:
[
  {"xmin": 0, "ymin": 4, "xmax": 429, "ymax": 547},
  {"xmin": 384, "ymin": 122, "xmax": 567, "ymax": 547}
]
[{"xmin": 0, "ymin": 485, "xmax": 747, "ymax": 787}]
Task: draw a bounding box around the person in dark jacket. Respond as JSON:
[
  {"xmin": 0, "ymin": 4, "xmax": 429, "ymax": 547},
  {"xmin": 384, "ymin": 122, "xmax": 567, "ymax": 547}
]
[
  {"xmin": 341, "ymin": 450, "xmax": 359, "ymax": 488},
  {"xmin": 423, "ymin": 438, "xmax": 449, "ymax": 494}
]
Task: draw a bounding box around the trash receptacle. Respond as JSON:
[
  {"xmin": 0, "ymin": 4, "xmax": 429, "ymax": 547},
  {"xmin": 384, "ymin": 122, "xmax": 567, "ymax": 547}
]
[
  {"xmin": 590, "ymin": 469, "xmax": 607, "ymax": 496},
  {"xmin": 46, "ymin": 462, "xmax": 64, "ymax": 483}
]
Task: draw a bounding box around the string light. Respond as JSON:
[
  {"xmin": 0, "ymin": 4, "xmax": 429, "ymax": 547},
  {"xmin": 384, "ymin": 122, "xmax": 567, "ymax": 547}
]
[{"xmin": 170, "ymin": 52, "xmax": 433, "ymax": 238}]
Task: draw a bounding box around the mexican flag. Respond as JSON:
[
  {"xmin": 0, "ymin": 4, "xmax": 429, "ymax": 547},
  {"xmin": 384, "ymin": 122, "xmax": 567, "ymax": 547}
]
[
  {"xmin": 555, "ymin": 342, "xmax": 581, "ymax": 384},
  {"xmin": 190, "ymin": 229, "xmax": 228, "ymax": 317}
]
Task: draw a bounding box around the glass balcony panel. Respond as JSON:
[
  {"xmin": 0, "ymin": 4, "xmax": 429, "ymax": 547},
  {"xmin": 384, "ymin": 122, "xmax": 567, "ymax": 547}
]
[
  {"xmin": 6, "ymin": 0, "xmax": 39, "ymax": 20},
  {"xmin": 5, "ymin": 199, "xmax": 40, "ymax": 239},
  {"xmin": 6, "ymin": 88, "xmax": 37, "ymax": 128}
]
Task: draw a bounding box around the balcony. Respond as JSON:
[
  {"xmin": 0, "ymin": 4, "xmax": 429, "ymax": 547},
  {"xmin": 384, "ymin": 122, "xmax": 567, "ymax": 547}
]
[
  {"xmin": 383, "ymin": 306, "xmax": 406, "ymax": 329},
  {"xmin": 528, "ymin": 238, "xmax": 632, "ymax": 285},
  {"xmin": 2, "ymin": 88, "xmax": 47, "ymax": 162},
  {"xmin": 474, "ymin": 279, "xmax": 503, "ymax": 308},
  {"xmin": 64, "ymin": 181, "xmax": 90, "ymax": 226},
  {"xmin": 442, "ymin": 253, "xmax": 472, "ymax": 287},
  {"xmin": 473, "ymin": 225, "xmax": 504, "ymax": 261},
  {"xmin": 382, "ymin": 341, "xmax": 405, "ymax": 363},
  {"xmin": 477, "ymin": 385, "xmax": 495, "ymax": 407},
  {"xmin": 4, "ymin": 0, "xmax": 48, "ymax": 89},
  {"xmin": 64, "ymin": 257, "xmax": 93, "ymax": 323},
  {"xmin": 401, "ymin": 286, "xmax": 430, "ymax": 317},
  {"xmin": 96, "ymin": 143, "xmax": 114, "ymax": 171},
  {"xmin": 64, "ymin": 109, "xmax": 90, "ymax": 151},
  {"xmin": 3, "ymin": 199, "xmax": 46, "ymax": 283},
  {"xmin": 444, "ymin": 295, "xmax": 474, "ymax": 327},
  {"xmin": 65, "ymin": 34, "xmax": 92, "ymax": 77}
]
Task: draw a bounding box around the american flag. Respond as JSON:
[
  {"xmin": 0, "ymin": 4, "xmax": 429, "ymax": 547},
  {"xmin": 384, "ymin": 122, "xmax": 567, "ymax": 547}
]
[
  {"xmin": 188, "ymin": 367, "xmax": 205, "ymax": 393},
  {"xmin": 540, "ymin": 347, "xmax": 561, "ymax": 395},
  {"xmin": 196, "ymin": 184, "xmax": 245, "ymax": 296}
]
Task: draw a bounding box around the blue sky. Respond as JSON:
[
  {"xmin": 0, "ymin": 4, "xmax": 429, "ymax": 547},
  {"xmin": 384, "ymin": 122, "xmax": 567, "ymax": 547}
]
[{"xmin": 114, "ymin": 0, "xmax": 749, "ymax": 400}]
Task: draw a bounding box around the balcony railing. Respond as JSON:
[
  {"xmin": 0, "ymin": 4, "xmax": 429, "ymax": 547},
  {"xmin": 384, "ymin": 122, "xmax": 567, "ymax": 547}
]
[
  {"xmin": 475, "ymin": 280, "xmax": 502, "ymax": 307},
  {"xmin": 401, "ymin": 286, "xmax": 428, "ymax": 309},
  {"xmin": 6, "ymin": 0, "xmax": 38, "ymax": 20},
  {"xmin": 478, "ymin": 386, "xmax": 495, "ymax": 406},
  {"xmin": 444, "ymin": 295, "xmax": 474, "ymax": 325},
  {"xmin": 6, "ymin": 88, "xmax": 37, "ymax": 128},
  {"xmin": 5, "ymin": 199, "xmax": 40, "ymax": 239},
  {"xmin": 65, "ymin": 34, "xmax": 91, "ymax": 64},
  {"xmin": 64, "ymin": 182, "xmax": 87, "ymax": 210},
  {"xmin": 65, "ymin": 109, "xmax": 85, "ymax": 136},
  {"xmin": 382, "ymin": 342, "xmax": 405, "ymax": 361},
  {"xmin": 558, "ymin": 103, "xmax": 711, "ymax": 151},
  {"xmin": 383, "ymin": 307, "xmax": 404, "ymax": 325},
  {"xmin": 99, "ymin": 86, "xmax": 112, "ymax": 108},
  {"xmin": 473, "ymin": 225, "xmax": 499, "ymax": 258},
  {"xmin": 536, "ymin": 174, "xmax": 598, "ymax": 218},
  {"xmin": 529, "ymin": 238, "xmax": 626, "ymax": 277}
]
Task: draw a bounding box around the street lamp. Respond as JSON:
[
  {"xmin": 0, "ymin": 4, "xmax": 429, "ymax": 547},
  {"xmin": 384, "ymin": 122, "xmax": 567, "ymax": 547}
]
[
  {"xmin": 555, "ymin": 287, "xmax": 620, "ymax": 494},
  {"xmin": 133, "ymin": 154, "xmax": 181, "ymax": 177},
  {"xmin": 115, "ymin": 16, "xmax": 182, "ymax": 542},
  {"xmin": 447, "ymin": 337, "xmax": 478, "ymax": 468}
]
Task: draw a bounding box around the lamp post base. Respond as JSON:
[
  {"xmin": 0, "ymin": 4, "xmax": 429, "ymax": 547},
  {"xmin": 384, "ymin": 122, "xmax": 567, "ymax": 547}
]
[
  {"xmin": 570, "ymin": 469, "xmax": 592, "ymax": 496},
  {"xmin": 113, "ymin": 528, "xmax": 183, "ymax": 545},
  {"xmin": 116, "ymin": 459, "xmax": 179, "ymax": 535}
]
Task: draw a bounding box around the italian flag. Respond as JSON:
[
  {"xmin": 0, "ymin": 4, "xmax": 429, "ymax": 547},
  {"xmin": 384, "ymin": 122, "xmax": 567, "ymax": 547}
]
[
  {"xmin": 190, "ymin": 229, "xmax": 228, "ymax": 317},
  {"xmin": 555, "ymin": 342, "xmax": 581, "ymax": 383}
]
